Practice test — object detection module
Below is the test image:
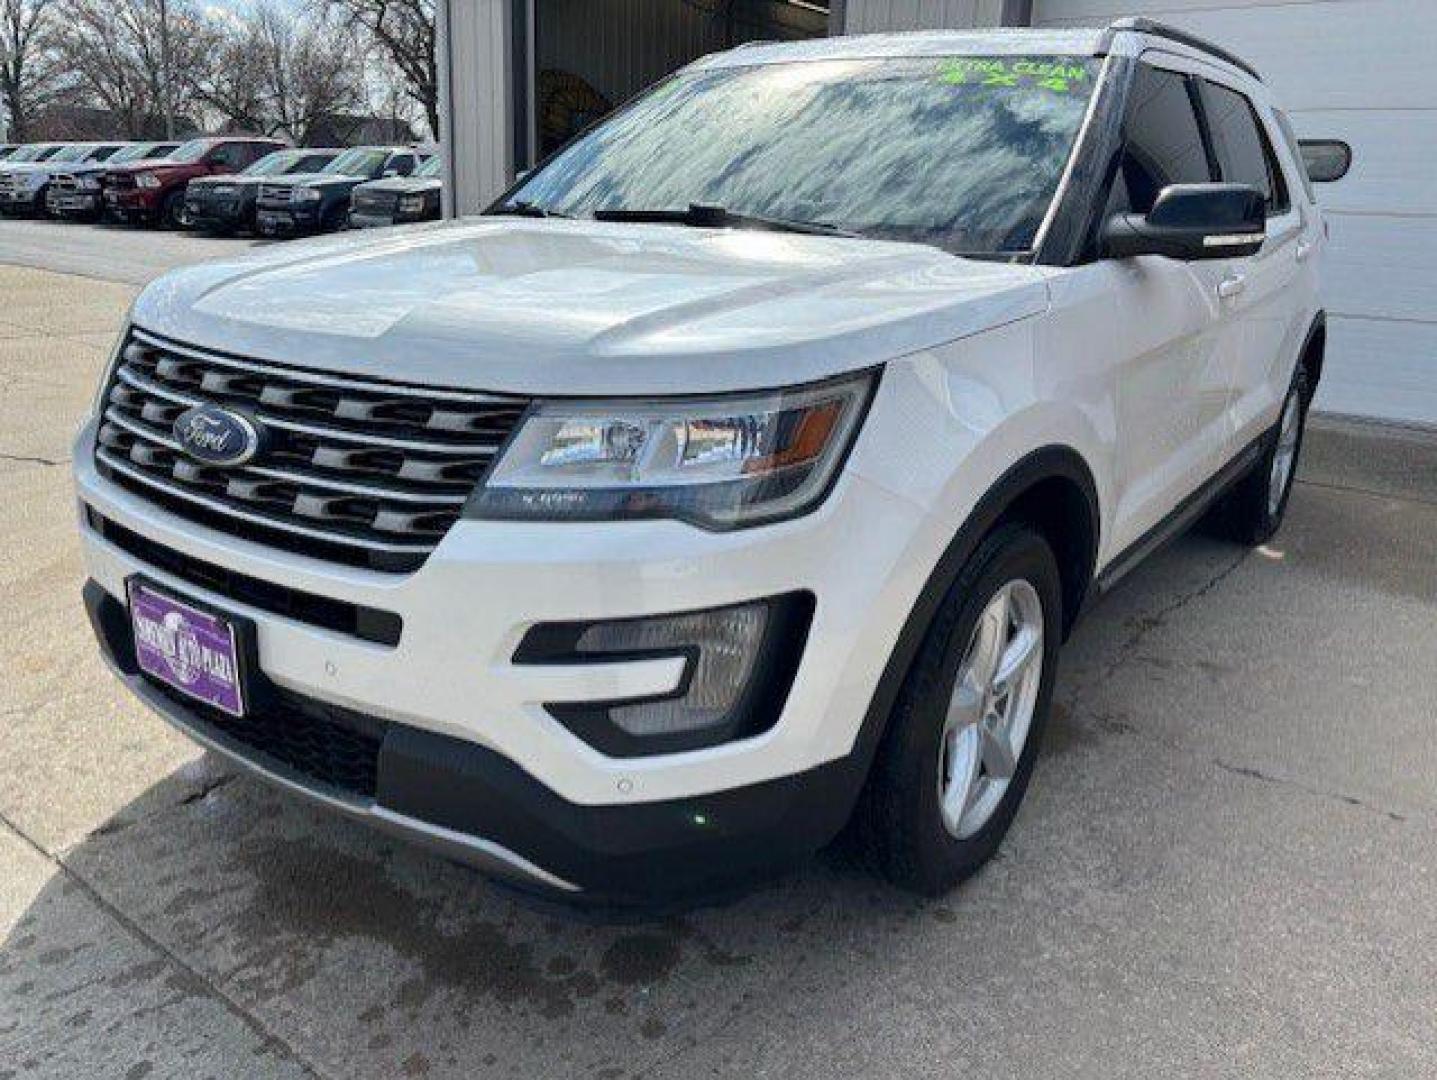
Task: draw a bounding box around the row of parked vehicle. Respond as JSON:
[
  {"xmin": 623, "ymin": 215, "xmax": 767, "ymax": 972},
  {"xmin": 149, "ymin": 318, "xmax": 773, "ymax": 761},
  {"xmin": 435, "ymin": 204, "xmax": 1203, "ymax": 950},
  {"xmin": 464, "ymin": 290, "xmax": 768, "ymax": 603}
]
[{"xmin": 0, "ymin": 138, "xmax": 443, "ymax": 235}]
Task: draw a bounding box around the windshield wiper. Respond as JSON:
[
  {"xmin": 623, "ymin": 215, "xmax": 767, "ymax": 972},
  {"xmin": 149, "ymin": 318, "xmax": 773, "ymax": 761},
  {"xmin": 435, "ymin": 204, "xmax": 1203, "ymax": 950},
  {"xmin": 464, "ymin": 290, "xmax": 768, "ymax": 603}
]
[
  {"xmin": 592, "ymin": 203, "xmax": 856, "ymax": 238},
  {"xmin": 489, "ymin": 200, "xmax": 571, "ymax": 219}
]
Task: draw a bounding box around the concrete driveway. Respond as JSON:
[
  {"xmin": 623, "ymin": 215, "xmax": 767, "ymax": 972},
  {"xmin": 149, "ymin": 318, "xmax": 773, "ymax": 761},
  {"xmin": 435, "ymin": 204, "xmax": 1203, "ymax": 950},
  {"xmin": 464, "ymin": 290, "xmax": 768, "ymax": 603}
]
[{"xmin": 2, "ymin": 258, "xmax": 1435, "ymax": 1079}]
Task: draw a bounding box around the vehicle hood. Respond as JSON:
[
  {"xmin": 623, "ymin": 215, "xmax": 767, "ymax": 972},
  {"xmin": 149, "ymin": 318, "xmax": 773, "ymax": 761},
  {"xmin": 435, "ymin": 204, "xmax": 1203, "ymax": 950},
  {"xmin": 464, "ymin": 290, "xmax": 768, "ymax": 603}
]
[
  {"xmin": 191, "ymin": 174, "xmax": 267, "ymax": 189},
  {"xmin": 107, "ymin": 160, "xmax": 199, "ymax": 177},
  {"xmin": 272, "ymin": 173, "xmax": 364, "ymax": 190},
  {"xmin": 53, "ymin": 160, "xmax": 115, "ymax": 178},
  {"xmin": 131, "ymin": 217, "xmax": 1050, "ymax": 396},
  {"xmin": 109, "ymin": 157, "xmax": 176, "ymax": 172},
  {"xmin": 356, "ymin": 177, "xmax": 442, "ymax": 196}
]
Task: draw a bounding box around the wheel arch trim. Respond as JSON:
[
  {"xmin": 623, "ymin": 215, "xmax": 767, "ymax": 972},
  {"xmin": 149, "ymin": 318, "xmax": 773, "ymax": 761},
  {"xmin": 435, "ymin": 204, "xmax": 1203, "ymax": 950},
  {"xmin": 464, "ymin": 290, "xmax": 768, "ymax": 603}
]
[{"xmin": 839, "ymin": 445, "xmax": 1101, "ymax": 803}]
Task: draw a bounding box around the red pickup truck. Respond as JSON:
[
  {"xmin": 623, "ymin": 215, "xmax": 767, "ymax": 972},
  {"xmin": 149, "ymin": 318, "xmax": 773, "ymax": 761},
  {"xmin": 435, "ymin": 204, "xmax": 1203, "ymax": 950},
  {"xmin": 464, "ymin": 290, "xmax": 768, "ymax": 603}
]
[{"xmin": 103, "ymin": 136, "xmax": 285, "ymax": 228}]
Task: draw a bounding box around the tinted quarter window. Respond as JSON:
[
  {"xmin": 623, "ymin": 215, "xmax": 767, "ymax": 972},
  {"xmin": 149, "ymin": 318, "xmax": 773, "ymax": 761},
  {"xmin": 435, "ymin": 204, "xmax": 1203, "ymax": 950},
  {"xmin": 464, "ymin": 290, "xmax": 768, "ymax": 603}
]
[
  {"xmin": 208, "ymin": 144, "xmax": 243, "ymax": 167},
  {"xmin": 1198, "ymin": 79, "xmax": 1288, "ymax": 212},
  {"xmin": 1111, "ymin": 64, "xmax": 1212, "ymax": 214}
]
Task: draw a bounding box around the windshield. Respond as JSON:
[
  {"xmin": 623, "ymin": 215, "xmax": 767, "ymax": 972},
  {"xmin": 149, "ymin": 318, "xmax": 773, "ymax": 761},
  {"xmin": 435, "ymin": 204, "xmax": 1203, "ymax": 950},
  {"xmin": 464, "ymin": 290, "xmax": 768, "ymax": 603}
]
[
  {"xmin": 417, "ymin": 156, "xmax": 441, "ymax": 178},
  {"xmin": 502, "ymin": 55, "xmax": 1099, "ymax": 255},
  {"xmin": 167, "ymin": 139, "xmax": 213, "ymax": 164},
  {"xmin": 243, "ymin": 150, "xmax": 306, "ymax": 177},
  {"xmin": 324, "ymin": 148, "xmax": 390, "ymax": 177}
]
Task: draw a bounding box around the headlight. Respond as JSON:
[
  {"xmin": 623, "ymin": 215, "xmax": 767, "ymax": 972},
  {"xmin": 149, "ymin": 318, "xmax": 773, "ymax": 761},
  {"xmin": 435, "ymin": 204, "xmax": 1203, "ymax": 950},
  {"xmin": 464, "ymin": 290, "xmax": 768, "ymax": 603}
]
[
  {"xmin": 468, "ymin": 371, "xmax": 876, "ymax": 529},
  {"xmin": 135, "ymin": 173, "xmax": 162, "ymax": 189},
  {"xmin": 397, "ymin": 194, "xmax": 426, "ymax": 215},
  {"xmin": 295, "ymin": 188, "xmax": 322, "ymax": 203}
]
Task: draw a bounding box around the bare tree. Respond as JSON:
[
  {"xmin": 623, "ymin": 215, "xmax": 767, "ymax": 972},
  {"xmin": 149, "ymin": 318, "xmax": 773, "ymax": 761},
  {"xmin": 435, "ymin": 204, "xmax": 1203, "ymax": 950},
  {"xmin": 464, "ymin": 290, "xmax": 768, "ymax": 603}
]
[
  {"xmin": 191, "ymin": 5, "xmax": 281, "ymax": 134},
  {"xmin": 55, "ymin": 0, "xmax": 212, "ymax": 137},
  {"xmin": 322, "ymin": 0, "xmax": 436, "ymax": 138},
  {"xmin": 260, "ymin": 6, "xmax": 366, "ymax": 143},
  {"xmin": 1, "ymin": 0, "xmax": 67, "ymax": 139},
  {"xmin": 196, "ymin": 4, "xmax": 364, "ymax": 143}
]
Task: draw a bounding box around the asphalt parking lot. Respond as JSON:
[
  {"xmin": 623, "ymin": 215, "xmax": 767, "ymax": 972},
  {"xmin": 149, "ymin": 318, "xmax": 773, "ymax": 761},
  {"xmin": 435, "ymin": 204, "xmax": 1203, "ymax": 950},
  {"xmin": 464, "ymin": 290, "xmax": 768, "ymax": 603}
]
[
  {"xmin": 0, "ymin": 217, "xmax": 266, "ymax": 285},
  {"xmin": 3, "ymin": 220, "xmax": 1436, "ymax": 1079}
]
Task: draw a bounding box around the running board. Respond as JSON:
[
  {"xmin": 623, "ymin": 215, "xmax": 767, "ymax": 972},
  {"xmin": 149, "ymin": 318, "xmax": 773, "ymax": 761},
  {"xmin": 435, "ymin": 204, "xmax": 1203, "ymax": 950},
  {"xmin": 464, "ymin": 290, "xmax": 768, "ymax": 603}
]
[{"xmin": 1095, "ymin": 435, "xmax": 1268, "ymax": 595}]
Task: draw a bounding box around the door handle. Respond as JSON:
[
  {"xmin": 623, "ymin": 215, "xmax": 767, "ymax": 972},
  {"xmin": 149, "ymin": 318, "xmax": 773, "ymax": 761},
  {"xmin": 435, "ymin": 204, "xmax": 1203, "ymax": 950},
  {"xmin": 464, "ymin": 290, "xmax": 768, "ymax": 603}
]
[
  {"xmin": 1295, "ymin": 239, "xmax": 1315, "ymax": 262},
  {"xmin": 1217, "ymin": 274, "xmax": 1247, "ymax": 300}
]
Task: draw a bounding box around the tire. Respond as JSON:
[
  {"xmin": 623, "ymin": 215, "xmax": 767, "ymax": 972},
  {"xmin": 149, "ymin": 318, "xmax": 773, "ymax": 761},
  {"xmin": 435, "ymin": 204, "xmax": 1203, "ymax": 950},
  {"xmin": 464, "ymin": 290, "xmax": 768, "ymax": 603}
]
[
  {"xmin": 159, "ymin": 190, "xmax": 185, "ymax": 230},
  {"xmin": 1210, "ymin": 366, "xmax": 1310, "ymax": 546},
  {"xmin": 857, "ymin": 523, "xmax": 1063, "ymax": 896}
]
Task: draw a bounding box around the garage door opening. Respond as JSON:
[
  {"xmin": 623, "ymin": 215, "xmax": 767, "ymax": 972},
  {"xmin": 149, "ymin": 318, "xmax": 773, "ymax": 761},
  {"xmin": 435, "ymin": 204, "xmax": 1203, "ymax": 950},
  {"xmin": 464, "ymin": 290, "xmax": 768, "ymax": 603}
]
[{"xmin": 518, "ymin": 0, "xmax": 832, "ymax": 168}]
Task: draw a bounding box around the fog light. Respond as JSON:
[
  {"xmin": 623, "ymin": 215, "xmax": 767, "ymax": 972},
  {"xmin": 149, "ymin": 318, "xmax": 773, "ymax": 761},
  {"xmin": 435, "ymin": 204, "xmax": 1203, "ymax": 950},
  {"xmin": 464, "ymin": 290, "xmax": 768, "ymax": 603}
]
[
  {"xmin": 577, "ymin": 603, "xmax": 768, "ymax": 737},
  {"xmin": 515, "ymin": 593, "xmax": 814, "ymax": 757}
]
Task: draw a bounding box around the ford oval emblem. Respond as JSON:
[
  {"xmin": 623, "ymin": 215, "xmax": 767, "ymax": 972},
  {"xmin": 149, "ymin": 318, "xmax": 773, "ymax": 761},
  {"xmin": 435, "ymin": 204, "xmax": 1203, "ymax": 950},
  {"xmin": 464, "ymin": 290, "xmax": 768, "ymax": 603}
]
[{"xmin": 172, "ymin": 405, "xmax": 263, "ymax": 467}]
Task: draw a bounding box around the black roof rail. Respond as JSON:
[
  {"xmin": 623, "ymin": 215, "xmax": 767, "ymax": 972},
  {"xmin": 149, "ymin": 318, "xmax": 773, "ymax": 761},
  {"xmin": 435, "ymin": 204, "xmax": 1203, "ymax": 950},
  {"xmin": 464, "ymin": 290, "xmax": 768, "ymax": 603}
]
[{"xmin": 1098, "ymin": 16, "xmax": 1264, "ymax": 82}]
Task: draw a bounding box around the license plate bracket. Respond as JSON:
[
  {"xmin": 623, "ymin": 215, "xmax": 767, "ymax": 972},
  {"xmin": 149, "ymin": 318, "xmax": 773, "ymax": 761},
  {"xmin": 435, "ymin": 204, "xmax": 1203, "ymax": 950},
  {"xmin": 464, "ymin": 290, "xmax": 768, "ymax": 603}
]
[{"xmin": 127, "ymin": 578, "xmax": 248, "ymax": 717}]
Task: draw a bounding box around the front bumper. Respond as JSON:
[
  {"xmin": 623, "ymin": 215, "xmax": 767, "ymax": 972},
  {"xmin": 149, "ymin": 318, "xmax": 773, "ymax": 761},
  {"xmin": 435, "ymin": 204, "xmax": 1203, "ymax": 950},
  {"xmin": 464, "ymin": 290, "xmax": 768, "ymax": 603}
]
[
  {"xmin": 257, "ymin": 207, "xmax": 322, "ymax": 235},
  {"xmin": 105, "ymin": 189, "xmax": 161, "ymax": 217},
  {"xmin": 186, "ymin": 193, "xmax": 249, "ymax": 230},
  {"xmin": 50, "ymin": 191, "xmax": 102, "ymax": 216},
  {"xmin": 85, "ymin": 580, "xmax": 856, "ymax": 902},
  {"xmin": 348, "ymin": 210, "xmax": 403, "ymax": 229},
  {"xmin": 0, "ymin": 188, "xmax": 42, "ymax": 212}
]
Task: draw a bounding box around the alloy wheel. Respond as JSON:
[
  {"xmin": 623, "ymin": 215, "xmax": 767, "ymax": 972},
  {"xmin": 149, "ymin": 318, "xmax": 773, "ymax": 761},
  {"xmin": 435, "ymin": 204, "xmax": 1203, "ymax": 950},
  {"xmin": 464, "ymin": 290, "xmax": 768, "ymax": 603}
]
[
  {"xmin": 1268, "ymin": 389, "xmax": 1303, "ymax": 516},
  {"xmin": 938, "ymin": 579, "xmax": 1045, "ymax": 840}
]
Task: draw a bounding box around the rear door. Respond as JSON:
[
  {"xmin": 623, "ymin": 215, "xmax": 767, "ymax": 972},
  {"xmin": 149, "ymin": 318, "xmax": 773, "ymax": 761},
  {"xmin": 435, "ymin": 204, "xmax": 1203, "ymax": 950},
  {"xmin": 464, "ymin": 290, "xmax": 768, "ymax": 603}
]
[{"xmin": 1194, "ymin": 76, "xmax": 1308, "ymax": 452}]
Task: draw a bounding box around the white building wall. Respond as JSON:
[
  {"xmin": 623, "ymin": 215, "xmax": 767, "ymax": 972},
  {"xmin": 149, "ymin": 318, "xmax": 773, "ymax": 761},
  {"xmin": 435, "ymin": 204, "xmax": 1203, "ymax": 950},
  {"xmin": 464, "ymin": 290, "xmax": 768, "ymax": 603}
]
[
  {"xmin": 1032, "ymin": 0, "xmax": 1437, "ymax": 426},
  {"xmin": 439, "ymin": 0, "xmax": 514, "ymax": 217}
]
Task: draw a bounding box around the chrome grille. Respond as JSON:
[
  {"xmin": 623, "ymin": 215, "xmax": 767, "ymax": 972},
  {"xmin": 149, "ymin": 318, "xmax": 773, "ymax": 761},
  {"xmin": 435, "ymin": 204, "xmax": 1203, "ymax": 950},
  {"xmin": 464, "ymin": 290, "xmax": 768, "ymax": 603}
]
[
  {"xmin": 95, "ymin": 329, "xmax": 528, "ymax": 573},
  {"xmin": 257, "ymin": 184, "xmax": 295, "ymax": 205}
]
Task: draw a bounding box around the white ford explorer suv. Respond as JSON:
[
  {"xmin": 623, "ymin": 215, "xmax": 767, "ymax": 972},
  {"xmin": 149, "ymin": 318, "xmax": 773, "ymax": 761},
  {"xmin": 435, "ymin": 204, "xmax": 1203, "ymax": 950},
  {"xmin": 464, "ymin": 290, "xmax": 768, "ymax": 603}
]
[{"xmin": 75, "ymin": 20, "xmax": 1325, "ymax": 905}]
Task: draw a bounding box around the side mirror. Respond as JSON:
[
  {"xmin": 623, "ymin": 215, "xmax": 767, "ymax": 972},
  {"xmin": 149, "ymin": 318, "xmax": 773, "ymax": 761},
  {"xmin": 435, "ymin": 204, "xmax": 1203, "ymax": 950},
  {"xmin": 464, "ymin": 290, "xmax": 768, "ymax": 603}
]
[
  {"xmin": 1101, "ymin": 183, "xmax": 1266, "ymax": 261},
  {"xmin": 1298, "ymin": 139, "xmax": 1351, "ymax": 183}
]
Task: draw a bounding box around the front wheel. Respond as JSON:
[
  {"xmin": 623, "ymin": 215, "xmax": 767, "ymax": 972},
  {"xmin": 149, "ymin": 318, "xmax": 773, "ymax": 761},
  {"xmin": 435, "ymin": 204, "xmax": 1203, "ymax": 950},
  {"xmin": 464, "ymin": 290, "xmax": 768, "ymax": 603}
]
[
  {"xmin": 857, "ymin": 523, "xmax": 1062, "ymax": 895},
  {"xmin": 1211, "ymin": 368, "xmax": 1310, "ymax": 545},
  {"xmin": 159, "ymin": 190, "xmax": 186, "ymax": 230}
]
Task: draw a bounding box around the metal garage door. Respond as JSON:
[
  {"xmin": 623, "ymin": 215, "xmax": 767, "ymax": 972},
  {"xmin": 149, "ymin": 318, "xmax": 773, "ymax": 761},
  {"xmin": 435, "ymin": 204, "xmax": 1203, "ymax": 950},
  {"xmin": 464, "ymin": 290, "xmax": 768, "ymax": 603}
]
[{"xmin": 1032, "ymin": 0, "xmax": 1437, "ymax": 426}]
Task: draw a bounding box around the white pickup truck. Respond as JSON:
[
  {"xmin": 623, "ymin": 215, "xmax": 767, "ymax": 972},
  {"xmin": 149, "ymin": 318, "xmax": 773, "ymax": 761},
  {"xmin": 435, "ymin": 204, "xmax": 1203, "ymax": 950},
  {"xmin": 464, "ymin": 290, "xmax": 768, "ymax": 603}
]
[{"xmin": 75, "ymin": 19, "xmax": 1324, "ymax": 906}]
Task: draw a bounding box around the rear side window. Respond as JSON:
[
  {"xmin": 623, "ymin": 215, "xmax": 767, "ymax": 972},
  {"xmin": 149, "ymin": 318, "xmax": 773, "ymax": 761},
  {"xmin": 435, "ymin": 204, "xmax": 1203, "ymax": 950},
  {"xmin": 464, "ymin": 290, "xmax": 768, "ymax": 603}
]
[
  {"xmin": 1197, "ymin": 79, "xmax": 1288, "ymax": 212},
  {"xmin": 1110, "ymin": 64, "xmax": 1213, "ymax": 214}
]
